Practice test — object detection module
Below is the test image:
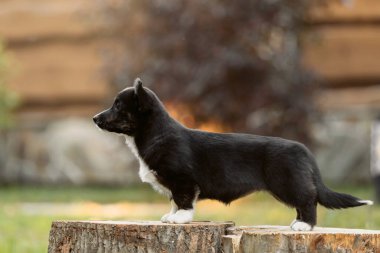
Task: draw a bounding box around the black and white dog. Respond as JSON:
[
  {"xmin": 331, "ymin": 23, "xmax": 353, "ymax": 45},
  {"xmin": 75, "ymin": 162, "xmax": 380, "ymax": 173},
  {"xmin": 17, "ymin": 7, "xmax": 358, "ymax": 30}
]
[{"xmin": 93, "ymin": 78, "xmax": 373, "ymax": 231}]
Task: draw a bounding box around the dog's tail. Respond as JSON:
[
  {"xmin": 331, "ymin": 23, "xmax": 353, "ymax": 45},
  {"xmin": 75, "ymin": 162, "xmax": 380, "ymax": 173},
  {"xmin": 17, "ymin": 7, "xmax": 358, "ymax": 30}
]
[{"xmin": 316, "ymin": 177, "xmax": 373, "ymax": 209}]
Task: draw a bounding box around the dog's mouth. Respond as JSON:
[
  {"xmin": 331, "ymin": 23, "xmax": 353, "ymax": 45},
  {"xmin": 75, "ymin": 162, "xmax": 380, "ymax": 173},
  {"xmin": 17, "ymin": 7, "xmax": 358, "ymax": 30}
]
[
  {"xmin": 93, "ymin": 115, "xmax": 135, "ymax": 135},
  {"xmin": 94, "ymin": 122, "xmax": 107, "ymax": 132},
  {"xmin": 93, "ymin": 115, "xmax": 115, "ymax": 133},
  {"xmin": 94, "ymin": 120, "xmax": 115, "ymax": 133}
]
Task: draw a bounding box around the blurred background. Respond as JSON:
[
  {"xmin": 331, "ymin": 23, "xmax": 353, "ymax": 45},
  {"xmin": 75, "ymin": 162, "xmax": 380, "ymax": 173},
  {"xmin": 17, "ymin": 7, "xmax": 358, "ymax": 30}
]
[{"xmin": 1, "ymin": 0, "xmax": 380, "ymax": 252}]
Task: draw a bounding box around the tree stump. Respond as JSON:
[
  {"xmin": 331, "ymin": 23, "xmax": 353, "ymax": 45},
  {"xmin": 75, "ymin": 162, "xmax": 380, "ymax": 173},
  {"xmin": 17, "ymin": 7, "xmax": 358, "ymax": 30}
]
[
  {"xmin": 48, "ymin": 220, "xmax": 234, "ymax": 253},
  {"xmin": 223, "ymin": 225, "xmax": 380, "ymax": 253}
]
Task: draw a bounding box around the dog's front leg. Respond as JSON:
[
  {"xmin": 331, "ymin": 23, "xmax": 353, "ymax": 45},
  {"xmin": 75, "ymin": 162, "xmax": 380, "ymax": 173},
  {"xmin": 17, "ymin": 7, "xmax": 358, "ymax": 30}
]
[
  {"xmin": 160, "ymin": 199, "xmax": 178, "ymax": 222},
  {"xmin": 162, "ymin": 187, "xmax": 199, "ymax": 224}
]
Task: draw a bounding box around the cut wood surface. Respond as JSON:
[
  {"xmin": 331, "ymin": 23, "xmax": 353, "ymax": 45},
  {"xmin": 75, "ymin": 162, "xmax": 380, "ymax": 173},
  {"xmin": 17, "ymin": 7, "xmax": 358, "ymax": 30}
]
[
  {"xmin": 48, "ymin": 220, "xmax": 234, "ymax": 253},
  {"xmin": 224, "ymin": 225, "xmax": 380, "ymax": 253}
]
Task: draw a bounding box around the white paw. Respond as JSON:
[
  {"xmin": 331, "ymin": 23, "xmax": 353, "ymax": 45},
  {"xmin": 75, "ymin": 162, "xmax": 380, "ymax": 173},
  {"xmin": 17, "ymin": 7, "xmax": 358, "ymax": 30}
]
[
  {"xmin": 291, "ymin": 221, "xmax": 312, "ymax": 231},
  {"xmin": 166, "ymin": 209, "xmax": 194, "ymax": 224},
  {"xmin": 161, "ymin": 200, "xmax": 178, "ymax": 223},
  {"xmin": 290, "ymin": 219, "xmax": 299, "ymax": 227},
  {"xmin": 161, "ymin": 213, "xmax": 172, "ymax": 223}
]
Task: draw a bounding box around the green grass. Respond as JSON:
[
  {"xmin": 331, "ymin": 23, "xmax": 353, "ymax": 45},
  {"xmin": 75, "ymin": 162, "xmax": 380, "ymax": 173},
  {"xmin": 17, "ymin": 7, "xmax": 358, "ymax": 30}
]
[
  {"xmin": 0, "ymin": 184, "xmax": 165, "ymax": 203},
  {"xmin": 0, "ymin": 184, "xmax": 378, "ymax": 253}
]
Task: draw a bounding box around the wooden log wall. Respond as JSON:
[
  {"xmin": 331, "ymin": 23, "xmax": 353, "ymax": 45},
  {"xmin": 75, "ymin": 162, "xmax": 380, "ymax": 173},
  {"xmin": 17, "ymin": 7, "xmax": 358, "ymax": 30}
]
[
  {"xmin": 1, "ymin": 0, "xmax": 379, "ymax": 120},
  {"xmin": 304, "ymin": 0, "xmax": 380, "ymax": 111},
  {"xmin": 0, "ymin": 0, "xmax": 111, "ymax": 121}
]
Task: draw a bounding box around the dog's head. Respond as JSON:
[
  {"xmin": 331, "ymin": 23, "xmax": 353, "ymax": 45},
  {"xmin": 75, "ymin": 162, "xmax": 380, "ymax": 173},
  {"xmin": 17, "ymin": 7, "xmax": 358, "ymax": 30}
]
[{"xmin": 93, "ymin": 78, "xmax": 159, "ymax": 136}]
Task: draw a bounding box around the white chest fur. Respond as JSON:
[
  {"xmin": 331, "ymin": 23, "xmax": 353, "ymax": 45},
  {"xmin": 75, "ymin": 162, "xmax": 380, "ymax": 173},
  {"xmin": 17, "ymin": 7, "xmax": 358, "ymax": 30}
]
[{"xmin": 125, "ymin": 136, "xmax": 172, "ymax": 197}]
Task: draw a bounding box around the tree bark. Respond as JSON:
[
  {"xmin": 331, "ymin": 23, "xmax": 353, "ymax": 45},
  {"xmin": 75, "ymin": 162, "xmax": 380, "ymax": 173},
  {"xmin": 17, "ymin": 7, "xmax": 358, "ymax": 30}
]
[
  {"xmin": 48, "ymin": 220, "xmax": 234, "ymax": 253},
  {"xmin": 224, "ymin": 225, "xmax": 380, "ymax": 253},
  {"xmin": 222, "ymin": 234, "xmax": 241, "ymax": 253}
]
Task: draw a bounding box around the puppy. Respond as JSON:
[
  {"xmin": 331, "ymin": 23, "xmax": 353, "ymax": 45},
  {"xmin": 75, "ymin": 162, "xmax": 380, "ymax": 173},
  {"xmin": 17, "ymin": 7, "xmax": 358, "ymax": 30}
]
[{"xmin": 93, "ymin": 78, "xmax": 373, "ymax": 231}]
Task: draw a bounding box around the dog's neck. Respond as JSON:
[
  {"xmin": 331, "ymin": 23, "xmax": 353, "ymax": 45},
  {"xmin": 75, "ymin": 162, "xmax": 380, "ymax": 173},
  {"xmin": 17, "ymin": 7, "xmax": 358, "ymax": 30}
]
[
  {"xmin": 124, "ymin": 135, "xmax": 139, "ymax": 158},
  {"xmin": 124, "ymin": 135, "xmax": 172, "ymax": 197},
  {"xmin": 134, "ymin": 112, "xmax": 183, "ymax": 151}
]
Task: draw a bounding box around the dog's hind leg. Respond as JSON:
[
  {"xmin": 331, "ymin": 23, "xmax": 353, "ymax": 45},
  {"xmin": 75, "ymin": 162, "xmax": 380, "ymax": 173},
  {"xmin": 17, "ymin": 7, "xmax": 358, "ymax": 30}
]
[
  {"xmin": 290, "ymin": 208, "xmax": 302, "ymax": 227},
  {"xmin": 164, "ymin": 186, "xmax": 200, "ymax": 224},
  {"xmin": 291, "ymin": 202, "xmax": 316, "ymax": 231}
]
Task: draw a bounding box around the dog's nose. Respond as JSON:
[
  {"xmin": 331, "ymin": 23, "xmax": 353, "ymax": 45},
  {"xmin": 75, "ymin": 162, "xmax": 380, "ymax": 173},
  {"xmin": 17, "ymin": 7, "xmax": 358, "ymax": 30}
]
[{"xmin": 93, "ymin": 115, "xmax": 100, "ymax": 124}]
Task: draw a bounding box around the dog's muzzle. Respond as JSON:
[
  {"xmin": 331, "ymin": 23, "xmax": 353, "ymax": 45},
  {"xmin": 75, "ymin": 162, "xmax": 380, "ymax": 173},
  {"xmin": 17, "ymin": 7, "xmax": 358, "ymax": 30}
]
[{"xmin": 93, "ymin": 114, "xmax": 103, "ymax": 127}]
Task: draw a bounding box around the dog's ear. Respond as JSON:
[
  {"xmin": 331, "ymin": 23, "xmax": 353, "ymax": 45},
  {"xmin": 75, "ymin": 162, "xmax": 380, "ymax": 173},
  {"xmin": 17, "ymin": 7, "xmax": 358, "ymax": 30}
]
[
  {"xmin": 133, "ymin": 77, "xmax": 143, "ymax": 91},
  {"xmin": 133, "ymin": 78, "xmax": 152, "ymax": 112}
]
